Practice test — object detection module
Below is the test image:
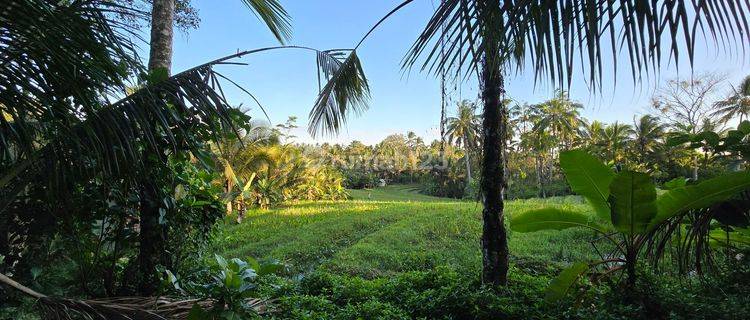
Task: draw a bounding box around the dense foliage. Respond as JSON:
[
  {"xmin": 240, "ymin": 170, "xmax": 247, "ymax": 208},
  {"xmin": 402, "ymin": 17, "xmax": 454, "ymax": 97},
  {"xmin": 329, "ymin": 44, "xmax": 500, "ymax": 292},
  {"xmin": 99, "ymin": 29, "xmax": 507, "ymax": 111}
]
[
  {"xmin": 314, "ymin": 83, "xmax": 750, "ymax": 201},
  {"xmin": 512, "ymin": 150, "xmax": 750, "ymax": 300}
]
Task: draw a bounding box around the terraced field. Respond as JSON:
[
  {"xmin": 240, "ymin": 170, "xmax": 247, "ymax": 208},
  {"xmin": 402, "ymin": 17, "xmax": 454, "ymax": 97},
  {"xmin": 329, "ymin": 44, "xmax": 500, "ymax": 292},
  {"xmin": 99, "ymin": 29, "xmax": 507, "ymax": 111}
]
[{"xmin": 212, "ymin": 186, "xmax": 596, "ymax": 277}]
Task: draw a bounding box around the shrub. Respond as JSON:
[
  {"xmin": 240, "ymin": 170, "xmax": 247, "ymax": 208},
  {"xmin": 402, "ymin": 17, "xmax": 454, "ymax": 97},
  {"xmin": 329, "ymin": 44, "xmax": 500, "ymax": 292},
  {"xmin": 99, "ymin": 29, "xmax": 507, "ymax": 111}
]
[{"xmin": 342, "ymin": 169, "xmax": 378, "ymax": 189}]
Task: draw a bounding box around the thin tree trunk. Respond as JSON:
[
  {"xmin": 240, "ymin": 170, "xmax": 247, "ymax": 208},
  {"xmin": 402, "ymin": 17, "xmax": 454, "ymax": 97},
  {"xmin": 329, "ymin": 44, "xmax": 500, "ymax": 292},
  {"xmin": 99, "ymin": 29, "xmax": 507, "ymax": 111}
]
[
  {"xmin": 464, "ymin": 137, "xmax": 472, "ymax": 191},
  {"xmin": 479, "ymin": 57, "xmax": 509, "ymax": 286},
  {"xmin": 691, "ymin": 153, "xmax": 699, "ymax": 181},
  {"xmin": 138, "ymin": 0, "xmax": 174, "ymax": 296},
  {"xmin": 138, "ymin": 175, "xmax": 168, "ymax": 295},
  {"xmin": 0, "ymin": 212, "xmax": 8, "ymax": 271},
  {"xmin": 626, "ymin": 248, "xmax": 637, "ymax": 288},
  {"xmin": 535, "ymin": 156, "xmax": 545, "ymax": 198}
]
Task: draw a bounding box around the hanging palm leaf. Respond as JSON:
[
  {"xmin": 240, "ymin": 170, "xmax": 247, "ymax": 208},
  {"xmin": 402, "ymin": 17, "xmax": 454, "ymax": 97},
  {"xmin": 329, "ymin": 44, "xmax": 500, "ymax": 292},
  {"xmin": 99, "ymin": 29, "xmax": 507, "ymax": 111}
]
[
  {"xmin": 403, "ymin": 0, "xmax": 750, "ymax": 88},
  {"xmin": 1, "ymin": 43, "xmax": 370, "ymax": 212}
]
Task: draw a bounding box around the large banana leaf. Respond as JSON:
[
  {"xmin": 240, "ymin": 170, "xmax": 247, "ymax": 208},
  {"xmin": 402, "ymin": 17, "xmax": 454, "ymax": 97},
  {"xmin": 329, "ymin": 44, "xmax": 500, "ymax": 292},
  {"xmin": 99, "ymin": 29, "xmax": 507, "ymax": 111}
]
[
  {"xmin": 510, "ymin": 208, "xmax": 604, "ymax": 233},
  {"xmin": 559, "ymin": 150, "xmax": 615, "ymax": 221},
  {"xmin": 545, "ymin": 262, "xmax": 589, "ymax": 302},
  {"xmin": 609, "ymin": 171, "xmax": 657, "ymax": 235},
  {"xmin": 649, "ymin": 171, "xmax": 750, "ymax": 230}
]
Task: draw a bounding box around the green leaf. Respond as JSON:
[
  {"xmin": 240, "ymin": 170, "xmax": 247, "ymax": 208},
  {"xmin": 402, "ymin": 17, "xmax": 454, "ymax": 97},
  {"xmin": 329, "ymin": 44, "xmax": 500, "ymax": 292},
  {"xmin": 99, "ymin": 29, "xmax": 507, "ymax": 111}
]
[
  {"xmin": 663, "ymin": 177, "xmax": 687, "ymax": 190},
  {"xmin": 545, "ymin": 262, "xmax": 589, "ymax": 302},
  {"xmin": 30, "ymin": 267, "xmax": 42, "ymax": 280},
  {"xmin": 174, "ymin": 184, "xmax": 187, "ymax": 201},
  {"xmin": 739, "ymin": 121, "xmax": 750, "ymax": 134},
  {"xmin": 510, "ymin": 208, "xmax": 603, "ymax": 233},
  {"xmin": 258, "ymin": 260, "xmax": 283, "ymax": 276},
  {"xmin": 694, "ymin": 131, "xmax": 720, "ymax": 147},
  {"xmin": 609, "ymin": 171, "xmax": 657, "ymax": 234},
  {"xmin": 215, "ymin": 254, "xmax": 228, "ymax": 269},
  {"xmin": 650, "ymin": 171, "xmax": 750, "ymax": 230},
  {"xmin": 146, "ymin": 67, "xmax": 169, "ymax": 84},
  {"xmin": 666, "ymin": 134, "xmax": 692, "ymax": 147},
  {"xmin": 246, "ymin": 256, "xmax": 261, "ymax": 272},
  {"xmin": 559, "ymin": 150, "xmax": 615, "ymax": 220},
  {"xmin": 187, "ymin": 304, "xmax": 210, "ymax": 320}
]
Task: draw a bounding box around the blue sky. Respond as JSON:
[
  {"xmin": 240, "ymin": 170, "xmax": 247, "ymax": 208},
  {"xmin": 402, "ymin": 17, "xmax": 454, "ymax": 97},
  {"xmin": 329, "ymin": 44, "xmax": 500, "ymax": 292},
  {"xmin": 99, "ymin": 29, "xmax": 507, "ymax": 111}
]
[{"xmin": 161, "ymin": 0, "xmax": 749, "ymax": 145}]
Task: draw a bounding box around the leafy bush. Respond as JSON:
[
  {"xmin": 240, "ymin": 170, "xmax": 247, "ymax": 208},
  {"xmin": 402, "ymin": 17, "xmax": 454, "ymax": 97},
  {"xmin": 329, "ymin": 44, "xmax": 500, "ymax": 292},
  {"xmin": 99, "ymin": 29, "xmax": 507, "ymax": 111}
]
[
  {"xmin": 511, "ymin": 149, "xmax": 750, "ymax": 300},
  {"xmin": 419, "ymin": 165, "xmax": 466, "ymax": 199},
  {"xmin": 163, "ymin": 255, "xmax": 284, "ymax": 319},
  {"xmin": 269, "ymin": 267, "xmax": 553, "ymax": 319},
  {"xmin": 342, "ymin": 169, "xmax": 378, "ymax": 189}
]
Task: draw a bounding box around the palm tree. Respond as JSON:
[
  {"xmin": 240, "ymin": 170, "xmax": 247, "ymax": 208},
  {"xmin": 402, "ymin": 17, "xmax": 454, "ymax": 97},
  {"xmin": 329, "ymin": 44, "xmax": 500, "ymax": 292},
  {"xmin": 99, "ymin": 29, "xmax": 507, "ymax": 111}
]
[
  {"xmin": 533, "ymin": 91, "xmax": 583, "ymax": 151},
  {"xmin": 215, "ymin": 121, "xmax": 279, "ymax": 219},
  {"xmin": 602, "ymin": 122, "xmax": 634, "ymax": 165},
  {"xmin": 395, "ymin": 0, "xmax": 750, "ymax": 285},
  {"xmin": 139, "ymin": 0, "xmax": 293, "ymax": 295},
  {"xmin": 140, "ymin": 0, "xmax": 750, "ymax": 286},
  {"xmin": 579, "ymin": 120, "xmax": 605, "ymax": 148},
  {"xmin": 1, "ymin": 0, "xmax": 370, "ymax": 305},
  {"xmin": 713, "ymin": 76, "xmax": 750, "ymax": 123},
  {"xmin": 446, "ymin": 100, "xmax": 481, "ymax": 190},
  {"xmin": 632, "ymin": 115, "xmax": 666, "ymax": 166}
]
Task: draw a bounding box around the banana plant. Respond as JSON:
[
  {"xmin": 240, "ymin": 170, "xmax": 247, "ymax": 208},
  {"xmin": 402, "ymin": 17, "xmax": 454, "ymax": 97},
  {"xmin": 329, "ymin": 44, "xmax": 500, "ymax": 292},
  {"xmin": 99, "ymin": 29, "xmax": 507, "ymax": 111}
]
[{"xmin": 510, "ymin": 149, "xmax": 750, "ymax": 301}]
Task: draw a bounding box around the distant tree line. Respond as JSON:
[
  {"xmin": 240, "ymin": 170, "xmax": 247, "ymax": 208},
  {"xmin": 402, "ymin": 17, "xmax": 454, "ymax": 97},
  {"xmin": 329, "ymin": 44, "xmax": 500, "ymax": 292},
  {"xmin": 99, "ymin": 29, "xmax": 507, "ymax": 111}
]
[{"xmin": 315, "ymin": 73, "xmax": 750, "ymax": 200}]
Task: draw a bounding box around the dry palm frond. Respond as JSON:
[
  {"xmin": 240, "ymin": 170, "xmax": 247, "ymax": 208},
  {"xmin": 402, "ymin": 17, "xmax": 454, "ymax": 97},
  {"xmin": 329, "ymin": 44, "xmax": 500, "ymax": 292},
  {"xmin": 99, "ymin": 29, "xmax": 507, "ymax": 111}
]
[{"xmin": 0, "ymin": 273, "xmax": 271, "ymax": 320}]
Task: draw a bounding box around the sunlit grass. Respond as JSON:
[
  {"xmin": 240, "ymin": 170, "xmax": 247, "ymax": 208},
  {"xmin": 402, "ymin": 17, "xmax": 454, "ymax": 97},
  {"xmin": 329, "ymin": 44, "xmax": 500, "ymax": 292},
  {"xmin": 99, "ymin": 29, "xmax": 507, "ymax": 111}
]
[
  {"xmin": 212, "ymin": 186, "xmax": 599, "ymax": 277},
  {"xmin": 347, "ymin": 184, "xmax": 453, "ymax": 202}
]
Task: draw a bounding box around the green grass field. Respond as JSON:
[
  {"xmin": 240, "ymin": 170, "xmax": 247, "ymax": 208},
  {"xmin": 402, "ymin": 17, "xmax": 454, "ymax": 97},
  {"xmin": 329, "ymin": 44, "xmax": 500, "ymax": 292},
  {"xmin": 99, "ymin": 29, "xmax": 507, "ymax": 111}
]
[{"xmin": 212, "ymin": 185, "xmax": 596, "ymax": 278}]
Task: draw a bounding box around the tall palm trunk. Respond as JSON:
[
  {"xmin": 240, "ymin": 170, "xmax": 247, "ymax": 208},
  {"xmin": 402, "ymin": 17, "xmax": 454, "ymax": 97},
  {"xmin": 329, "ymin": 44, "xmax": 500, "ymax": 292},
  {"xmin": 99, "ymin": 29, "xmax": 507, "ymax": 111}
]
[
  {"xmin": 138, "ymin": 0, "xmax": 174, "ymax": 295},
  {"xmin": 464, "ymin": 136, "xmax": 472, "ymax": 190},
  {"xmin": 535, "ymin": 155, "xmax": 546, "ymax": 198},
  {"xmin": 479, "ymin": 57, "xmax": 510, "ymax": 286},
  {"xmin": 148, "ymin": 0, "xmax": 174, "ymax": 72}
]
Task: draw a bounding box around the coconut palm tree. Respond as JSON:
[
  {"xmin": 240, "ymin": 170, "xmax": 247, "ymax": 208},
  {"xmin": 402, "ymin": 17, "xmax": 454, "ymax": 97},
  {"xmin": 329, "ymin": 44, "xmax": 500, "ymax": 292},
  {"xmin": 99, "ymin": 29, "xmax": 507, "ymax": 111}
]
[
  {"xmin": 602, "ymin": 122, "xmax": 634, "ymax": 165},
  {"xmin": 139, "ymin": 0, "xmax": 294, "ymax": 294},
  {"xmin": 446, "ymin": 100, "xmax": 481, "ymax": 189},
  {"xmin": 533, "ymin": 91, "xmax": 583, "ymax": 151},
  {"xmin": 1, "ymin": 0, "xmax": 370, "ymax": 308},
  {"xmin": 632, "ymin": 115, "xmax": 666, "ymax": 165},
  {"xmin": 713, "ymin": 76, "xmax": 750, "ymax": 123},
  {"xmin": 579, "ymin": 120, "xmax": 606, "ymax": 149},
  {"xmin": 158, "ymin": 0, "xmax": 750, "ymax": 285},
  {"xmin": 394, "ymin": 0, "xmax": 750, "ymax": 285}
]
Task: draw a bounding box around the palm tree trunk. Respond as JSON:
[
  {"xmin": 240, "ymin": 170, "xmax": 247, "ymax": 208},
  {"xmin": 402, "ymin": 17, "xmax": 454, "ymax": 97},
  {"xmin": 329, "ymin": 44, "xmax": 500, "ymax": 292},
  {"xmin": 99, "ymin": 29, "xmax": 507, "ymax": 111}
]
[
  {"xmin": 479, "ymin": 58, "xmax": 509, "ymax": 286},
  {"xmin": 464, "ymin": 136, "xmax": 472, "ymax": 191},
  {"xmin": 0, "ymin": 213, "xmax": 8, "ymax": 271},
  {"xmin": 535, "ymin": 156, "xmax": 545, "ymax": 198},
  {"xmin": 138, "ymin": 0, "xmax": 174, "ymax": 296},
  {"xmin": 148, "ymin": 0, "xmax": 174, "ymax": 72}
]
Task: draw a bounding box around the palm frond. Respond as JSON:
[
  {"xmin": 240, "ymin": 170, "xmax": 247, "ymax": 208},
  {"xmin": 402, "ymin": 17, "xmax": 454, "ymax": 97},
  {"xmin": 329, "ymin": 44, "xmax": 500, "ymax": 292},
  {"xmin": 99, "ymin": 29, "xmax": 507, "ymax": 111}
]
[
  {"xmin": 1, "ymin": 44, "xmax": 370, "ymax": 212},
  {"xmin": 1, "ymin": 63, "xmax": 241, "ymax": 211},
  {"xmin": 241, "ymin": 0, "xmax": 293, "ymax": 44},
  {"xmin": 405, "ymin": 0, "xmax": 750, "ymax": 89},
  {"xmin": 306, "ymin": 0, "xmax": 426, "ymax": 138},
  {"xmin": 308, "ymin": 50, "xmax": 370, "ymax": 137},
  {"xmin": 0, "ymin": 0, "xmax": 142, "ymax": 159}
]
